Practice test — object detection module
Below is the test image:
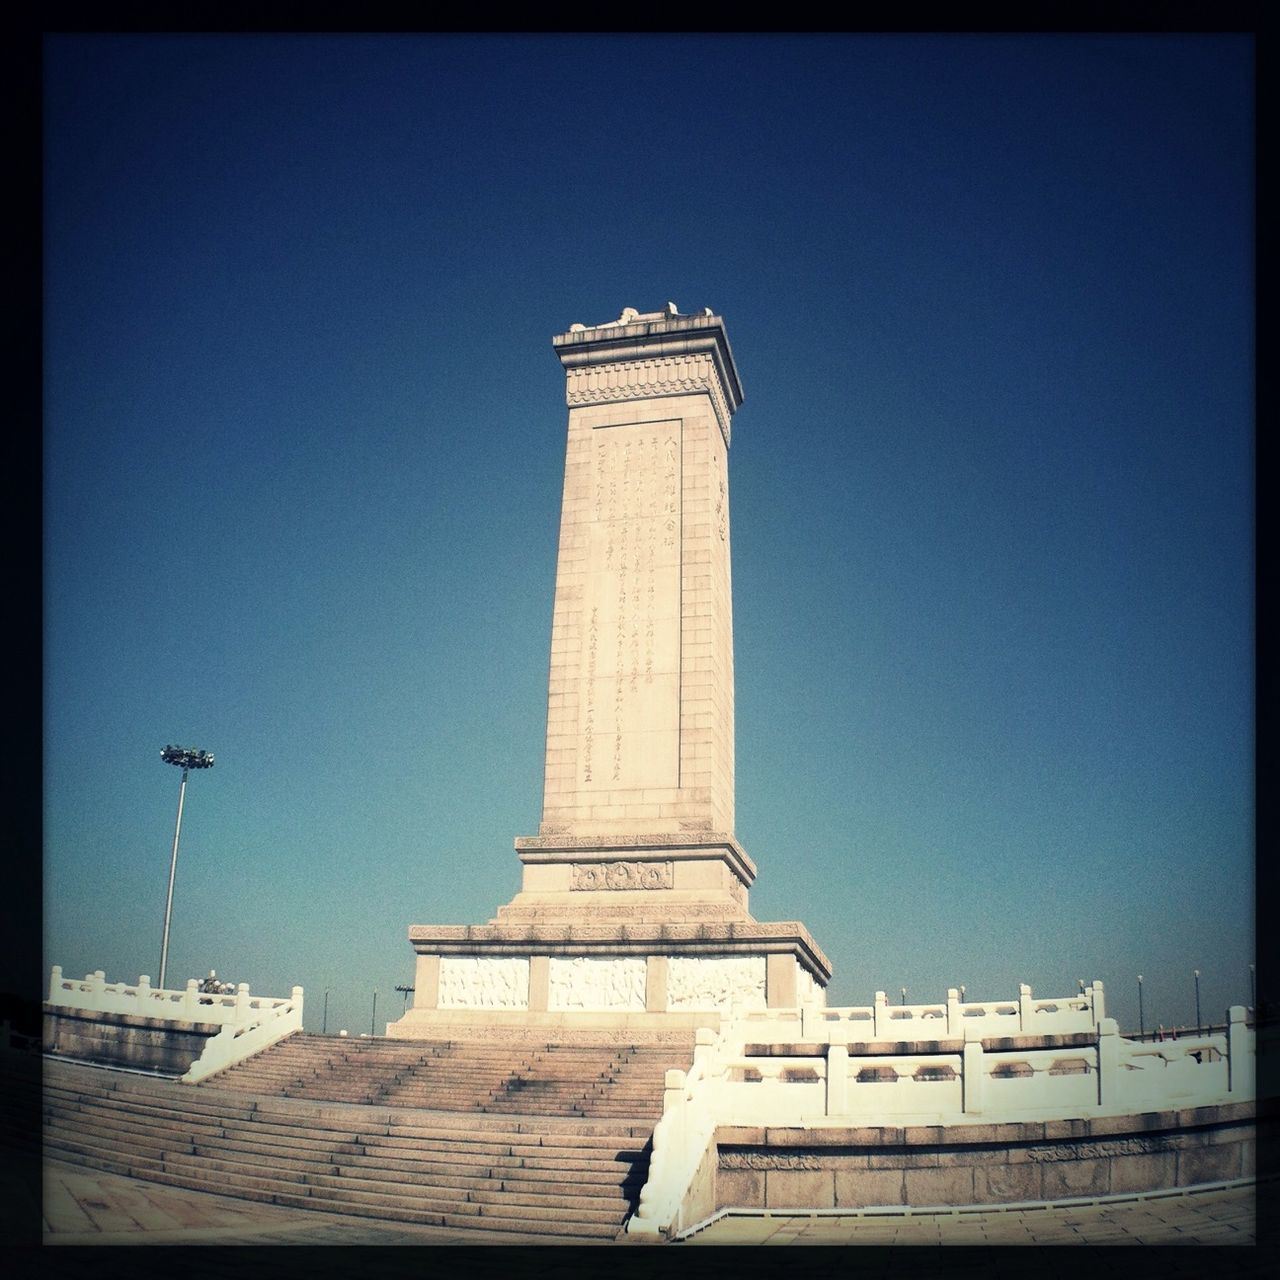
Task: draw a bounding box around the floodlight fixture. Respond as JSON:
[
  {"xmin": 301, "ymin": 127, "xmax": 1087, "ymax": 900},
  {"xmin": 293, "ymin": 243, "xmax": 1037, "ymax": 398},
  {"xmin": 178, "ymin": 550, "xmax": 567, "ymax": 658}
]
[{"xmin": 158, "ymin": 743, "xmax": 216, "ymax": 989}]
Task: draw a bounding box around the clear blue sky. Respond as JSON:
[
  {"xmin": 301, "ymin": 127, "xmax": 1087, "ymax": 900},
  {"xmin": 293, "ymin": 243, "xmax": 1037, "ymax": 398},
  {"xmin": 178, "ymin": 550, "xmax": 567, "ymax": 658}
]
[{"xmin": 43, "ymin": 33, "xmax": 1253, "ymax": 1038}]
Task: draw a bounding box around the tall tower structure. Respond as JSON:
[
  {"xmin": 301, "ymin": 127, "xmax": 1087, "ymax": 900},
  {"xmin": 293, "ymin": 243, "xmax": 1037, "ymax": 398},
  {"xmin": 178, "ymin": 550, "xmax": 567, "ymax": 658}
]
[
  {"xmin": 540, "ymin": 304, "xmax": 740, "ymax": 839},
  {"xmin": 390, "ymin": 306, "xmax": 829, "ymax": 1037}
]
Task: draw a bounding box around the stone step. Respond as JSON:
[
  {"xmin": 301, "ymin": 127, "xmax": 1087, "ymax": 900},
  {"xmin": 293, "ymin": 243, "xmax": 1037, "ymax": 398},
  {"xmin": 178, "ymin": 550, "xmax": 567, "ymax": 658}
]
[
  {"xmin": 332, "ymin": 1148, "xmax": 639, "ymax": 1189},
  {"xmin": 44, "ymin": 1136, "xmax": 165, "ymax": 1183},
  {"xmin": 297, "ymin": 1176, "xmax": 625, "ymax": 1228},
  {"xmin": 297, "ymin": 1166, "xmax": 629, "ymax": 1213},
  {"xmin": 53, "ymin": 1110, "xmax": 641, "ymax": 1178},
  {"xmin": 371, "ymin": 1131, "xmax": 640, "ymax": 1162},
  {"xmin": 44, "ymin": 1110, "xmax": 197, "ymax": 1157},
  {"xmin": 49, "ymin": 1097, "xmax": 358, "ymax": 1150},
  {"xmin": 45, "ymin": 1081, "xmax": 256, "ymax": 1124}
]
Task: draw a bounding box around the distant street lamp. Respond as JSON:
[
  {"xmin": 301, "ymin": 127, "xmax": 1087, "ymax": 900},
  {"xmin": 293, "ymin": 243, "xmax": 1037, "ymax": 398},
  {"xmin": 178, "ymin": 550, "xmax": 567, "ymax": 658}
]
[
  {"xmin": 901, "ymin": 987, "xmax": 907, "ymax": 1006},
  {"xmin": 371, "ymin": 988, "xmax": 378, "ymax": 1037},
  {"xmin": 1137, "ymin": 975, "xmax": 1145, "ymax": 1039},
  {"xmin": 1193, "ymin": 969, "xmax": 1202, "ymax": 1033},
  {"xmin": 395, "ymin": 983, "xmax": 415, "ymax": 1012},
  {"xmin": 323, "ymin": 988, "xmax": 331, "ymax": 1035},
  {"xmin": 158, "ymin": 744, "xmax": 215, "ymax": 990},
  {"xmin": 958, "ymin": 984, "xmax": 966, "ymax": 1004}
]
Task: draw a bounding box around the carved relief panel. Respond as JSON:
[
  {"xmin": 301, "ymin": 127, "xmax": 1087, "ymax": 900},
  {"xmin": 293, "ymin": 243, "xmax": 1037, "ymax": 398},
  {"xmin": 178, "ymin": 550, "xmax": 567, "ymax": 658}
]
[
  {"xmin": 570, "ymin": 860, "xmax": 673, "ymax": 891},
  {"xmin": 437, "ymin": 957, "xmax": 530, "ymax": 1009},
  {"xmin": 548, "ymin": 956, "xmax": 646, "ymax": 1011},
  {"xmin": 666, "ymin": 955, "xmax": 766, "ymax": 1011}
]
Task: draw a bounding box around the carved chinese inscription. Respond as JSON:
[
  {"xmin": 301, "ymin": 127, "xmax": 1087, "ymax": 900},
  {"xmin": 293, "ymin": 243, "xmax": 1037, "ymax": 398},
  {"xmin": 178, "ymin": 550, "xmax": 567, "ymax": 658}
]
[
  {"xmin": 578, "ymin": 420, "xmax": 681, "ymax": 792},
  {"xmin": 571, "ymin": 860, "xmax": 674, "ymax": 891}
]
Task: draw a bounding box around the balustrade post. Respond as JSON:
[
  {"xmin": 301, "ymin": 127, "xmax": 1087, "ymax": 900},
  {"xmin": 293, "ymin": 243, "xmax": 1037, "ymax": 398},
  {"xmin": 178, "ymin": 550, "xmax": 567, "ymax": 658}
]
[
  {"xmin": 873, "ymin": 991, "xmax": 887, "ymax": 1038},
  {"xmin": 1097, "ymin": 1017, "xmax": 1119, "ymax": 1109},
  {"xmin": 962, "ymin": 1024, "xmax": 984, "ymax": 1114},
  {"xmin": 826, "ymin": 1043, "xmax": 848, "ymax": 1117},
  {"xmin": 1018, "ymin": 983, "xmax": 1033, "ymax": 1033},
  {"xmin": 663, "ymin": 1068, "xmax": 688, "ymax": 1159},
  {"xmin": 801, "ymin": 1003, "xmax": 819, "ymax": 1040},
  {"xmin": 946, "ymin": 987, "xmax": 960, "ymax": 1036},
  {"xmin": 1227, "ymin": 1005, "xmax": 1250, "ymax": 1094},
  {"xmin": 183, "ymin": 979, "xmax": 199, "ymax": 1021},
  {"xmin": 1089, "ymin": 980, "xmax": 1106, "ymax": 1023},
  {"xmin": 49, "ymin": 965, "xmax": 63, "ymax": 1002},
  {"xmin": 291, "ymin": 985, "xmax": 304, "ymax": 1014},
  {"xmin": 693, "ymin": 1026, "xmax": 715, "ymax": 1070},
  {"xmin": 136, "ymin": 974, "xmax": 151, "ymax": 1012},
  {"xmin": 235, "ymin": 982, "xmax": 251, "ymax": 1023}
]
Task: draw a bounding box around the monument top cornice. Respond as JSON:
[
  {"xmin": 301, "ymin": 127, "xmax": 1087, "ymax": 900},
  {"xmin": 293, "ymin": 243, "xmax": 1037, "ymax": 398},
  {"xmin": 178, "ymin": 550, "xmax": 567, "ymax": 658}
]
[{"xmin": 552, "ymin": 303, "xmax": 744, "ymax": 415}]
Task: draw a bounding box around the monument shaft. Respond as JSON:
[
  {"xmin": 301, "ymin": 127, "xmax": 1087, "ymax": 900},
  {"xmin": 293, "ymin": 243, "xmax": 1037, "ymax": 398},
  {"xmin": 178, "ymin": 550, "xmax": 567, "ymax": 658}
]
[{"xmin": 541, "ymin": 307, "xmax": 740, "ymax": 837}]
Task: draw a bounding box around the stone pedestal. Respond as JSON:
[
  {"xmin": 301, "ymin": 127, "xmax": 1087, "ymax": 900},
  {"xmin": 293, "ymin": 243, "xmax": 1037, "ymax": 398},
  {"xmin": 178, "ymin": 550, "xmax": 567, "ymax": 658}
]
[{"xmin": 388, "ymin": 306, "xmax": 830, "ymax": 1040}]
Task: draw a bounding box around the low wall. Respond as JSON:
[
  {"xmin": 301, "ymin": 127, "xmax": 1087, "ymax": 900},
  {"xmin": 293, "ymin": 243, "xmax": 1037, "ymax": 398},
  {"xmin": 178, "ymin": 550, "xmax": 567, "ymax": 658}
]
[
  {"xmin": 711, "ymin": 1101, "xmax": 1260, "ymax": 1213},
  {"xmin": 44, "ymin": 966, "xmax": 305, "ymax": 1080},
  {"xmin": 43, "ymin": 1005, "xmax": 222, "ymax": 1074}
]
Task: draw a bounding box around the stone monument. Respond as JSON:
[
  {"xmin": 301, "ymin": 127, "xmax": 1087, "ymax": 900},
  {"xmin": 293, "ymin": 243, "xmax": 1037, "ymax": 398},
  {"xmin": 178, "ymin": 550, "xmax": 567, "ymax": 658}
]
[{"xmin": 388, "ymin": 305, "xmax": 830, "ymax": 1036}]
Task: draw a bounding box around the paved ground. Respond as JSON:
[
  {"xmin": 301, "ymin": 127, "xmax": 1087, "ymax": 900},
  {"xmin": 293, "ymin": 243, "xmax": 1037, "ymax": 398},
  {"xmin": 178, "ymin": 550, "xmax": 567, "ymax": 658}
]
[
  {"xmin": 40, "ymin": 1158, "xmax": 592, "ymax": 1246},
  {"xmin": 38, "ymin": 1156, "xmax": 1261, "ymax": 1248}
]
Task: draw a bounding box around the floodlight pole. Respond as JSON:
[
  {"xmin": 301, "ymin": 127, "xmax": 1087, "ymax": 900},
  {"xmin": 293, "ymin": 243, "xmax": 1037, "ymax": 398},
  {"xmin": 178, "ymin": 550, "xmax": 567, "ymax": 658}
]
[
  {"xmin": 1137, "ymin": 975, "xmax": 1145, "ymax": 1039},
  {"xmin": 158, "ymin": 744, "xmax": 214, "ymax": 990},
  {"xmin": 159, "ymin": 768, "xmax": 189, "ymax": 991}
]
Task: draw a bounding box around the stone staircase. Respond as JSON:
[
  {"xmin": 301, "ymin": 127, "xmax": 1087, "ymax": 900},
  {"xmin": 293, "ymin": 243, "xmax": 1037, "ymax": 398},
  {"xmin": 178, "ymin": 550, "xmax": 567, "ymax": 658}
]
[
  {"xmin": 202, "ymin": 1033, "xmax": 675, "ymax": 1119},
  {"xmin": 42, "ymin": 1036, "xmax": 684, "ymax": 1240}
]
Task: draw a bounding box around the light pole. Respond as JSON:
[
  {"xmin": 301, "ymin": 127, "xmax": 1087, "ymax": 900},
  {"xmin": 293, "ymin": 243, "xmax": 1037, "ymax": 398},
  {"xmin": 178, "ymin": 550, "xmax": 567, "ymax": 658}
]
[
  {"xmin": 1137, "ymin": 975, "xmax": 1145, "ymax": 1039},
  {"xmin": 322, "ymin": 988, "xmax": 330, "ymax": 1035},
  {"xmin": 158, "ymin": 744, "xmax": 214, "ymax": 990},
  {"xmin": 1193, "ymin": 969, "xmax": 1201, "ymax": 1033},
  {"xmin": 395, "ymin": 983, "xmax": 415, "ymax": 1012},
  {"xmin": 901, "ymin": 987, "xmax": 907, "ymax": 1006},
  {"xmin": 371, "ymin": 988, "xmax": 378, "ymax": 1037}
]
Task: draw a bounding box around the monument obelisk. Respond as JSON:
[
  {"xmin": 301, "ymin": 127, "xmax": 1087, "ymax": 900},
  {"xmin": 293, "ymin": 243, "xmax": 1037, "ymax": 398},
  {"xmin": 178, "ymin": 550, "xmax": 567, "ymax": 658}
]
[{"xmin": 389, "ymin": 306, "xmax": 829, "ymax": 1036}]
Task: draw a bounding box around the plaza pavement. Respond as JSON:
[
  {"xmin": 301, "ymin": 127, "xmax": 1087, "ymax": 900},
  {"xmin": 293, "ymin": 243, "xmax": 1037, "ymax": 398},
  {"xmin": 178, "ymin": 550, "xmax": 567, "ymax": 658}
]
[{"xmin": 40, "ymin": 1155, "xmax": 1260, "ymax": 1247}]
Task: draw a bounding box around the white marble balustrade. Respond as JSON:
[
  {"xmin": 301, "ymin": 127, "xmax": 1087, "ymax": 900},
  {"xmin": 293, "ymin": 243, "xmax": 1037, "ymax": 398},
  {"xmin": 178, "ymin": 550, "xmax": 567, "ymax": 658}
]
[
  {"xmin": 46, "ymin": 965, "xmax": 303, "ymax": 1081},
  {"xmin": 628, "ymin": 989, "xmax": 1254, "ymax": 1239}
]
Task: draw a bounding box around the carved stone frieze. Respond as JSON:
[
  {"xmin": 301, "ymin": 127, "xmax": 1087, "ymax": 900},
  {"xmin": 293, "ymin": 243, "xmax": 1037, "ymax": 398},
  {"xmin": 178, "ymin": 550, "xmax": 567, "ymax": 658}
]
[
  {"xmin": 565, "ymin": 356, "xmax": 732, "ymax": 446},
  {"xmin": 1024, "ymin": 1136, "xmax": 1179, "ymax": 1162},
  {"xmin": 571, "ymin": 860, "xmax": 673, "ymax": 891},
  {"xmin": 719, "ymin": 1152, "xmax": 823, "ymax": 1170}
]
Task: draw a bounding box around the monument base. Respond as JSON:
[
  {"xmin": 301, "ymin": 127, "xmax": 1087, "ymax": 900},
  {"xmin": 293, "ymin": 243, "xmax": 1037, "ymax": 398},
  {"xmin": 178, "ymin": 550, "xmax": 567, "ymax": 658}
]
[
  {"xmin": 389, "ymin": 829, "xmax": 831, "ymax": 1041},
  {"xmin": 385, "ymin": 919, "xmax": 832, "ymax": 1040}
]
